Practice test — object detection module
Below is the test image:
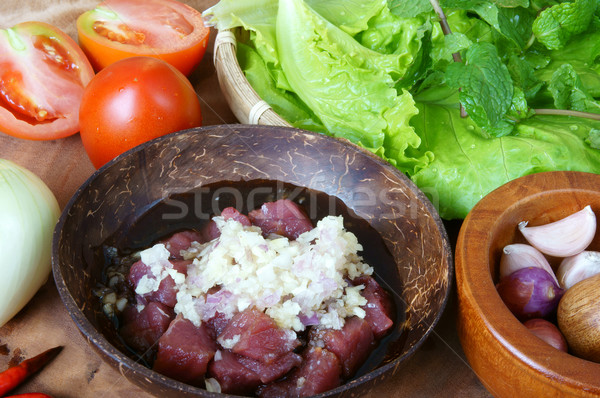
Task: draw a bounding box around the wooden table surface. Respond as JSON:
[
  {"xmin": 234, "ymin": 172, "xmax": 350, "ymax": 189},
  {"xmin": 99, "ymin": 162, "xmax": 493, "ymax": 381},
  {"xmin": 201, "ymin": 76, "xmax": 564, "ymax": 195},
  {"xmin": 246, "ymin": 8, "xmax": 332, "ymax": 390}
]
[{"xmin": 0, "ymin": 1, "xmax": 493, "ymax": 397}]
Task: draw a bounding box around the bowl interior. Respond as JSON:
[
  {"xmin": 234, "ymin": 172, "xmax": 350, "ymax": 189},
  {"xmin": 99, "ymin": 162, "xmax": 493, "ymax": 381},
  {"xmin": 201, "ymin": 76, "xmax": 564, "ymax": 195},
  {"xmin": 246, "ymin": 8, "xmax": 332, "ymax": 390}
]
[
  {"xmin": 53, "ymin": 124, "xmax": 452, "ymax": 396},
  {"xmin": 488, "ymin": 192, "xmax": 600, "ymax": 282},
  {"xmin": 457, "ymin": 171, "xmax": 600, "ymax": 396}
]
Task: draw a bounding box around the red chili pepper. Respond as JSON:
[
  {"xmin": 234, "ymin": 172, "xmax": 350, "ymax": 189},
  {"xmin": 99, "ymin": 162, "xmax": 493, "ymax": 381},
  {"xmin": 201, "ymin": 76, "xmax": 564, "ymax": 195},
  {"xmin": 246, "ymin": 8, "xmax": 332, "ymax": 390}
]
[
  {"xmin": 0, "ymin": 346, "xmax": 62, "ymax": 396},
  {"xmin": 4, "ymin": 394, "xmax": 52, "ymax": 398}
]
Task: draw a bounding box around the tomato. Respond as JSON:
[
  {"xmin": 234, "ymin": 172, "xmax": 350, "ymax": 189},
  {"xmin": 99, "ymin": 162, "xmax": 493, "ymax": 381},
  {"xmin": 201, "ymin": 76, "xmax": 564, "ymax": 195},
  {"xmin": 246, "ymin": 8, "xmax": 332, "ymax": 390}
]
[
  {"xmin": 0, "ymin": 22, "xmax": 95, "ymax": 140},
  {"xmin": 79, "ymin": 56, "xmax": 203, "ymax": 169},
  {"xmin": 77, "ymin": 0, "xmax": 210, "ymax": 76}
]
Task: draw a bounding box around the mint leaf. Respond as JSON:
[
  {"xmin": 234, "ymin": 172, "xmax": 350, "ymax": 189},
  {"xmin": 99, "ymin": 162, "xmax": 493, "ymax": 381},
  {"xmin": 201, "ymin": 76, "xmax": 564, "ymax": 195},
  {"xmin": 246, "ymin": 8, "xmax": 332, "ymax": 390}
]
[
  {"xmin": 442, "ymin": 0, "xmax": 489, "ymax": 7},
  {"xmin": 532, "ymin": 0, "xmax": 597, "ymax": 50},
  {"xmin": 494, "ymin": 6, "xmax": 536, "ymax": 50},
  {"xmin": 508, "ymin": 55, "xmax": 544, "ymax": 100},
  {"xmin": 444, "ymin": 42, "xmax": 514, "ymax": 137},
  {"xmin": 492, "ymin": 0, "xmax": 529, "ymax": 6},
  {"xmin": 440, "ymin": 2, "xmax": 535, "ymax": 50},
  {"xmin": 549, "ymin": 63, "xmax": 600, "ymax": 113},
  {"xmin": 388, "ymin": 0, "xmax": 432, "ymax": 18},
  {"xmin": 433, "ymin": 32, "xmax": 472, "ymax": 63},
  {"xmin": 530, "ymin": 0, "xmax": 560, "ymax": 8},
  {"xmin": 440, "ymin": 0, "xmax": 530, "ymax": 11}
]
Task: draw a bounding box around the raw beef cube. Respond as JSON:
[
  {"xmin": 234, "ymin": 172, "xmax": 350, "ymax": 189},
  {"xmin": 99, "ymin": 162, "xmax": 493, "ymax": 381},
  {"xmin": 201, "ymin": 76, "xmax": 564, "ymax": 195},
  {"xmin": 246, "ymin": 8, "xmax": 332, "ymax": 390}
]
[
  {"xmin": 201, "ymin": 207, "xmax": 252, "ymax": 241},
  {"xmin": 310, "ymin": 316, "xmax": 374, "ymax": 378},
  {"xmin": 205, "ymin": 311, "xmax": 230, "ymax": 340},
  {"xmin": 208, "ymin": 350, "xmax": 262, "ymax": 395},
  {"xmin": 120, "ymin": 301, "xmax": 174, "ymax": 353},
  {"xmin": 222, "ymin": 206, "xmax": 252, "ymax": 225},
  {"xmin": 152, "ymin": 314, "xmax": 217, "ymax": 386},
  {"xmin": 237, "ymin": 350, "xmax": 302, "ymax": 384},
  {"xmin": 209, "ymin": 349, "xmax": 302, "ymax": 395},
  {"xmin": 218, "ymin": 307, "xmax": 300, "ymax": 364},
  {"xmin": 258, "ymin": 347, "xmax": 342, "ymax": 398},
  {"xmin": 160, "ymin": 230, "xmax": 203, "ymax": 259},
  {"xmin": 353, "ymin": 275, "xmax": 395, "ymax": 338},
  {"xmin": 248, "ymin": 199, "xmax": 313, "ymax": 239},
  {"xmin": 127, "ymin": 260, "xmax": 150, "ymax": 288},
  {"xmin": 127, "ymin": 259, "xmax": 190, "ymax": 308}
]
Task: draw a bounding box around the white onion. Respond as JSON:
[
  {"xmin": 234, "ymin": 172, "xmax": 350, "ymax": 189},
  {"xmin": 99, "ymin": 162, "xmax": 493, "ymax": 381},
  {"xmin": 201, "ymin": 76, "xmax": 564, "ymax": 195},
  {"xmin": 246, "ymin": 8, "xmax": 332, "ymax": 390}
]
[{"xmin": 0, "ymin": 159, "xmax": 60, "ymax": 327}]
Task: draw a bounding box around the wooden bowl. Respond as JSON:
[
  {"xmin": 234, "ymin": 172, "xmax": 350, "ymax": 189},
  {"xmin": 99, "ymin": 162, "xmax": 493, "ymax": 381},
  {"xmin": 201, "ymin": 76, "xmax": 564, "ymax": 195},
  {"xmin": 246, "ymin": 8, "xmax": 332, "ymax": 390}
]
[
  {"xmin": 52, "ymin": 124, "xmax": 452, "ymax": 397},
  {"xmin": 456, "ymin": 171, "xmax": 600, "ymax": 397}
]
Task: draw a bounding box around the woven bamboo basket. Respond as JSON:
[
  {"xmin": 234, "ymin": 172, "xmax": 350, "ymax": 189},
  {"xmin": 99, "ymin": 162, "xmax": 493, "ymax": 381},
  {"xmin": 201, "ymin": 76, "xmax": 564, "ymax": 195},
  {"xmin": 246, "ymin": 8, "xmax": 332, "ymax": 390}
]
[{"xmin": 213, "ymin": 29, "xmax": 290, "ymax": 126}]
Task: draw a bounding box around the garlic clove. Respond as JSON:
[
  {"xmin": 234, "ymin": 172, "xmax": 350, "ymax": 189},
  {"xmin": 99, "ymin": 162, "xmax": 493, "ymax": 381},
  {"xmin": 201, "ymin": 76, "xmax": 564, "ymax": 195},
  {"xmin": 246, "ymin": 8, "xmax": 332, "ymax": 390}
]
[
  {"xmin": 556, "ymin": 251, "xmax": 600, "ymax": 290},
  {"xmin": 518, "ymin": 205, "xmax": 596, "ymax": 258},
  {"xmin": 500, "ymin": 243, "xmax": 558, "ymax": 285}
]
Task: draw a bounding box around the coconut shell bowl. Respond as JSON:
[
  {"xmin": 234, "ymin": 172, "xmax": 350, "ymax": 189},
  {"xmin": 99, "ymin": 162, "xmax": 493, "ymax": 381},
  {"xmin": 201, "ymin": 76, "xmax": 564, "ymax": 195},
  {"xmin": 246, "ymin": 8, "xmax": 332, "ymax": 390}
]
[
  {"xmin": 52, "ymin": 124, "xmax": 453, "ymax": 397},
  {"xmin": 456, "ymin": 171, "xmax": 600, "ymax": 397}
]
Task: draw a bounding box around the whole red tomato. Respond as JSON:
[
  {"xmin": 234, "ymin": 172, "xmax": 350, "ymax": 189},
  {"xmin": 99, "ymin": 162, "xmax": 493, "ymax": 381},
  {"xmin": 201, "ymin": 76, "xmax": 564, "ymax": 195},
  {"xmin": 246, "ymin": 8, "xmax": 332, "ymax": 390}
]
[{"xmin": 79, "ymin": 56, "xmax": 203, "ymax": 168}]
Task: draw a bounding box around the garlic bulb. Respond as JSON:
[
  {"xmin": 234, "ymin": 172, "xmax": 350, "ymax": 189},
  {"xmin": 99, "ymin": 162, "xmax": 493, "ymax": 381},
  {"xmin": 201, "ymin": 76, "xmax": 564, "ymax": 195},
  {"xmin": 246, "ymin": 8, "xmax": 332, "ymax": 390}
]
[
  {"xmin": 518, "ymin": 205, "xmax": 596, "ymax": 257},
  {"xmin": 500, "ymin": 244, "xmax": 558, "ymax": 285},
  {"xmin": 556, "ymin": 251, "xmax": 600, "ymax": 290}
]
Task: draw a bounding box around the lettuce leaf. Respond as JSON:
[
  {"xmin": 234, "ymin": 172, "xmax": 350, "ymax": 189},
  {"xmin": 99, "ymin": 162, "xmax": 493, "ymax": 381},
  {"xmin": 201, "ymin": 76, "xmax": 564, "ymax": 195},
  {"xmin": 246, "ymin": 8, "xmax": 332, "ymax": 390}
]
[
  {"xmin": 411, "ymin": 86, "xmax": 600, "ymax": 219},
  {"xmin": 276, "ymin": 0, "xmax": 432, "ymax": 171},
  {"xmin": 388, "ymin": 0, "xmax": 433, "ymax": 18},
  {"xmin": 237, "ymin": 42, "xmax": 327, "ymax": 132},
  {"xmin": 587, "ymin": 129, "xmax": 600, "ymax": 149}
]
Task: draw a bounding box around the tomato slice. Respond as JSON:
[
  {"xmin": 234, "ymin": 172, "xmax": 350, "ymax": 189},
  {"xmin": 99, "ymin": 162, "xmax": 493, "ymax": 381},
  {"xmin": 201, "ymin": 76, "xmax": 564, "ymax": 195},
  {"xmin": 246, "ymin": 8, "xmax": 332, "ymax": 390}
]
[
  {"xmin": 0, "ymin": 22, "xmax": 95, "ymax": 140},
  {"xmin": 77, "ymin": 0, "xmax": 210, "ymax": 76}
]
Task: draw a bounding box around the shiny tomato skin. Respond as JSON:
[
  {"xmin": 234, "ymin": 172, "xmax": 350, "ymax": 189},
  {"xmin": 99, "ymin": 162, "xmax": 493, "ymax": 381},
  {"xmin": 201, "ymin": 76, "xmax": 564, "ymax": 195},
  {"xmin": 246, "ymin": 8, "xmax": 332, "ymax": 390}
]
[
  {"xmin": 77, "ymin": 0, "xmax": 210, "ymax": 76},
  {"xmin": 79, "ymin": 56, "xmax": 202, "ymax": 168},
  {"xmin": 0, "ymin": 22, "xmax": 95, "ymax": 140}
]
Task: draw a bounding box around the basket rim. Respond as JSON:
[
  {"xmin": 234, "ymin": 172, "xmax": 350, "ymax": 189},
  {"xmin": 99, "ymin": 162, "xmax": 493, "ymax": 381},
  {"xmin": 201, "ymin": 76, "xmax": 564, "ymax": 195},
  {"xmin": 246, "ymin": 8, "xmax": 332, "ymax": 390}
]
[{"xmin": 213, "ymin": 28, "xmax": 290, "ymax": 127}]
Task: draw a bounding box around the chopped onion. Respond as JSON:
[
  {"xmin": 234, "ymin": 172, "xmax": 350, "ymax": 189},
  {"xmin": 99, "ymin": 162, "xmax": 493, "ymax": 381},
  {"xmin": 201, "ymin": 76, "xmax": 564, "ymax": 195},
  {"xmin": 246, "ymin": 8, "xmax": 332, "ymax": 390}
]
[{"xmin": 0, "ymin": 159, "xmax": 60, "ymax": 327}]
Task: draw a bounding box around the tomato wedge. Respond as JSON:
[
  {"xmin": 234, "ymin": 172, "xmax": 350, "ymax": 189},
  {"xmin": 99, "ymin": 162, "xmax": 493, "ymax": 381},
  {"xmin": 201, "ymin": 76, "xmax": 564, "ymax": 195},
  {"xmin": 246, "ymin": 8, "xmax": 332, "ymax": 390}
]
[
  {"xmin": 0, "ymin": 22, "xmax": 95, "ymax": 140},
  {"xmin": 77, "ymin": 0, "xmax": 210, "ymax": 76}
]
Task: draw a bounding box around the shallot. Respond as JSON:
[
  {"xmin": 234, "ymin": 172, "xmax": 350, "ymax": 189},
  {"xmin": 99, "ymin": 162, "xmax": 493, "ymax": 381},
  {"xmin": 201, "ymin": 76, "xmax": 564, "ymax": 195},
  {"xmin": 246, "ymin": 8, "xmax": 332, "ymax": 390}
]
[
  {"xmin": 523, "ymin": 318, "xmax": 568, "ymax": 352},
  {"xmin": 496, "ymin": 267, "xmax": 564, "ymax": 320}
]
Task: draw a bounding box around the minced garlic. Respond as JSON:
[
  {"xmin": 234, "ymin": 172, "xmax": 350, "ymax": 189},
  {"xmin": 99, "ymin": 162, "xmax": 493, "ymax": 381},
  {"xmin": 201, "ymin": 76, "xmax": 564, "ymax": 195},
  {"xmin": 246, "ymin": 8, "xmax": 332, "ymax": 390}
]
[{"xmin": 139, "ymin": 215, "xmax": 373, "ymax": 333}]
